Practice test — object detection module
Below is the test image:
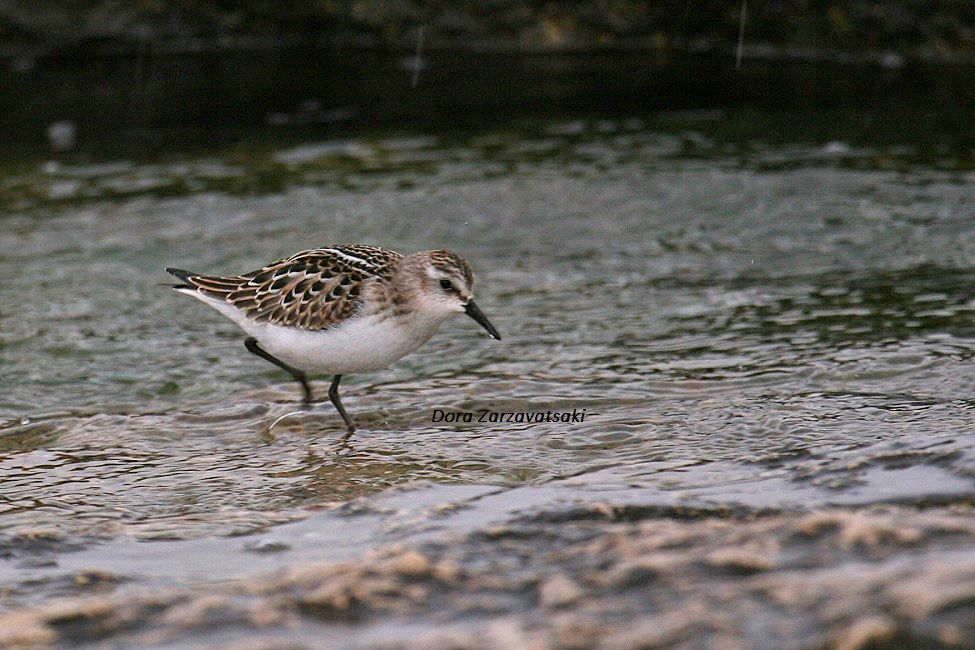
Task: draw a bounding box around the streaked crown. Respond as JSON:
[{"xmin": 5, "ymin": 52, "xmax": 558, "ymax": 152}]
[{"xmin": 394, "ymin": 249, "xmax": 476, "ymax": 316}]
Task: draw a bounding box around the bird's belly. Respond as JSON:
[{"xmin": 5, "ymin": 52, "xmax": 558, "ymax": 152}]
[{"xmin": 255, "ymin": 314, "xmax": 439, "ymax": 375}]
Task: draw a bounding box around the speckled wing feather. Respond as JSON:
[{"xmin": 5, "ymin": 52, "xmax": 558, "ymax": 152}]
[{"xmin": 177, "ymin": 245, "xmax": 402, "ymax": 330}]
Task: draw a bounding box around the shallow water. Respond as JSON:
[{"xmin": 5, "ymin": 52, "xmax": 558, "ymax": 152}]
[{"xmin": 3, "ymin": 118, "xmax": 975, "ymax": 646}]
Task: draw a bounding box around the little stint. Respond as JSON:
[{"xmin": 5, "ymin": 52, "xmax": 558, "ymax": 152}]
[{"xmin": 167, "ymin": 244, "xmax": 500, "ymax": 435}]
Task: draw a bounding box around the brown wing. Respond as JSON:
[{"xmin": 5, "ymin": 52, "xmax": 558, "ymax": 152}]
[{"xmin": 179, "ymin": 245, "xmax": 402, "ymax": 330}]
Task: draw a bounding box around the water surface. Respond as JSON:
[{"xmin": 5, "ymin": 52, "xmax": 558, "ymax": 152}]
[{"xmin": 2, "ymin": 118, "xmax": 975, "ymax": 646}]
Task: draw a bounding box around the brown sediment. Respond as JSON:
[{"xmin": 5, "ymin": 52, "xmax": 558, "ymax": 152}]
[{"xmin": 2, "ymin": 505, "xmax": 975, "ymax": 648}]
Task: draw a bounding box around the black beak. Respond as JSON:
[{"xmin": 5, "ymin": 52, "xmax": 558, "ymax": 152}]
[{"xmin": 464, "ymin": 300, "xmax": 501, "ymax": 340}]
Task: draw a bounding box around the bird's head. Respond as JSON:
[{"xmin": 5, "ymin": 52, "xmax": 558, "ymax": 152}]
[{"xmin": 399, "ymin": 249, "xmax": 501, "ymax": 340}]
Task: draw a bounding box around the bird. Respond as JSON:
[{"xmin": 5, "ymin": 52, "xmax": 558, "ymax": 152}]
[{"xmin": 166, "ymin": 244, "xmax": 501, "ymax": 436}]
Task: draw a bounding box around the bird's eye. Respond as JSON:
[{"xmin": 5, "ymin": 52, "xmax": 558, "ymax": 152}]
[{"xmin": 439, "ymin": 279, "xmax": 454, "ymax": 292}]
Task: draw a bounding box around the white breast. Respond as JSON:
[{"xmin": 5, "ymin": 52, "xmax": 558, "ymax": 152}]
[{"xmin": 179, "ymin": 290, "xmax": 447, "ymax": 375}]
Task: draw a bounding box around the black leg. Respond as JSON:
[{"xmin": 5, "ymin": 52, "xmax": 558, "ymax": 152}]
[
  {"xmin": 244, "ymin": 337, "xmax": 313, "ymax": 404},
  {"xmin": 328, "ymin": 375, "xmax": 356, "ymax": 436}
]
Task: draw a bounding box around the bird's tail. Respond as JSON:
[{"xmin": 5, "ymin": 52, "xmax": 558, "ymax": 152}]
[{"xmin": 165, "ymin": 267, "xmax": 196, "ymax": 289}]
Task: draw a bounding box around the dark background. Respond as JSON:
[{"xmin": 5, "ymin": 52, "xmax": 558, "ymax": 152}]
[
  {"xmin": 4, "ymin": 1, "xmax": 975, "ymax": 56},
  {"xmin": 1, "ymin": 1, "xmax": 974, "ymax": 158}
]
